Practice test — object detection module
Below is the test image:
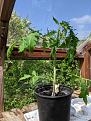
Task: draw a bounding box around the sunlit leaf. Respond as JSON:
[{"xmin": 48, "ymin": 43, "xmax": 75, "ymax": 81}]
[
  {"xmin": 7, "ymin": 42, "xmax": 16, "ymax": 59},
  {"xmin": 79, "ymin": 80, "xmax": 89, "ymax": 104},
  {"xmin": 19, "ymin": 74, "xmax": 31, "ymax": 81},
  {"xmin": 19, "ymin": 32, "xmax": 39, "ymax": 52},
  {"xmin": 19, "ymin": 38, "xmax": 27, "ymax": 52}
]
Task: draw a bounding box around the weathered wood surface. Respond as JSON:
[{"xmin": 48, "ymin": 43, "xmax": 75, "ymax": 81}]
[
  {"xmin": 80, "ymin": 51, "xmax": 90, "ymax": 79},
  {"xmin": 0, "ymin": 21, "xmax": 8, "ymax": 113},
  {"xmin": 79, "ymin": 42, "xmax": 91, "ymax": 79},
  {"xmin": 7, "ymin": 47, "xmax": 83, "ymax": 60},
  {"xmin": 0, "ymin": 0, "xmax": 16, "ymax": 113},
  {"xmin": 0, "ymin": 0, "xmax": 16, "ymax": 22}
]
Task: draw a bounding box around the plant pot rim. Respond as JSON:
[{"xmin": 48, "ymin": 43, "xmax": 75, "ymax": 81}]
[{"xmin": 35, "ymin": 84, "xmax": 73, "ymax": 99}]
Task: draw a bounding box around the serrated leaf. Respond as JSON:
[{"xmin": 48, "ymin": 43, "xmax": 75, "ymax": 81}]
[
  {"xmin": 19, "ymin": 32, "xmax": 39, "ymax": 52},
  {"xmin": 27, "ymin": 35, "xmax": 36, "ymax": 52},
  {"xmin": 28, "ymin": 32, "xmax": 39, "ymax": 51},
  {"xmin": 19, "ymin": 38, "xmax": 27, "ymax": 52}
]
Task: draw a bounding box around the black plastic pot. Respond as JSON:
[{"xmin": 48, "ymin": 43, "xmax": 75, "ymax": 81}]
[{"xmin": 35, "ymin": 85, "xmax": 73, "ymax": 121}]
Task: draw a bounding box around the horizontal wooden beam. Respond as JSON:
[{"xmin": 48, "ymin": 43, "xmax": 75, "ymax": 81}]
[{"xmin": 6, "ymin": 47, "xmax": 84, "ymax": 60}]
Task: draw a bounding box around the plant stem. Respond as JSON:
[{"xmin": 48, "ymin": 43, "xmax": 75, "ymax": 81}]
[{"xmin": 52, "ymin": 57, "xmax": 56, "ymax": 96}]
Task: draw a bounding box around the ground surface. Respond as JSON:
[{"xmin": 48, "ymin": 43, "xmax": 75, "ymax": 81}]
[
  {"xmin": 24, "ymin": 95, "xmax": 91, "ymax": 121},
  {"xmin": 0, "ymin": 92, "xmax": 91, "ymax": 121}
]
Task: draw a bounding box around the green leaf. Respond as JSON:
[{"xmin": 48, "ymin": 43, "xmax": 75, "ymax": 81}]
[
  {"xmin": 27, "ymin": 34, "xmax": 37, "ymax": 52},
  {"xmin": 79, "ymin": 80, "xmax": 89, "ymax": 104},
  {"xmin": 31, "ymin": 71, "xmax": 39, "ymax": 85},
  {"xmin": 7, "ymin": 42, "xmax": 16, "ymax": 59},
  {"xmin": 28, "ymin": 32, "xmax": 39, "ymax": 51},
  {"xmin": 19, "ymin": 38, "xmax": 27, "ymax": 52},
  {"xmin": 60, "ymin": 42, "xmax": 66, "ymax": 48},
  {"xmin": 19, "ymin": 74, "xmax": 31, "ymax": 81},
  {"xmin": 67, "ymin": 47, "xmax": 75, "ymax": 64},
  {"xmin": 60, "ymin": 21, "xmax": 71, "ymax": 30},
  {"xmin": 50, "ymin": 47, "xmax": 56, "ymax": 59},
  {"xmin": 32, "ymin": 70, "xmax": 37, "ymax": 76},
  {"xmin": 46, "ymin": 30, "xmax": 56, "ymax": 37},
  {"xmin": 56, "ymin": 28, "xmax": 60, "ymax": 46},
  {"xmin": 19, "ymin": 32, "xmax": 39, "ymax": 52},
  {"xmin": 66, "ymin": 30, "xmax": 79, "ymax": 64},
  {"xmin": 53, "ymin": 17, "xmax": 59, "ymax": 25},
  {"xmin": 42, "ymin": 39, "xmax": 48, "ymax": 48}
]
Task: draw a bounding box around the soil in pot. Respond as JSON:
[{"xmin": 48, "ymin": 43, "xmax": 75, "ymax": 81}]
[{"xmin": 35, "ymin": 85, "xmax": 73, "ymax": 121}]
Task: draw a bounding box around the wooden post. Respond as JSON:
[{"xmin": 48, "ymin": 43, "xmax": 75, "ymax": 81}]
[
  {"xmin": 0, "ymin": 0, "xmax": 16, "ymax": 112},
  {"xmin": 0, "ymin": 56, "xmax": 5, "ymax": 113},
  {"xmin": 80, "ymin": 50, "xmax": 90, "ymax": 79},
  {"xmin": 77, "ymin": 42, "xmax": 91, "ymax": 79},
  {"xmin": 0, "ymin": 21, "xmax": 8, "ymax": 112}
]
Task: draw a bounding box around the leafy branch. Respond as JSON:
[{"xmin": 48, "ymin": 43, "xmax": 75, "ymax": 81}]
[
  {"xmin": 73, "ymin": 74, "xmax": 91, "ymax": 104},
  {"xmin": 41, "ymin": 17, "xmax": 79, "ymax": 96}
]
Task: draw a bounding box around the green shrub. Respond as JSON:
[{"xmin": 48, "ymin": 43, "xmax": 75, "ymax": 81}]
[{"xmin": 4, "ymin": 60, "xmax": 80, "ymax": 110}]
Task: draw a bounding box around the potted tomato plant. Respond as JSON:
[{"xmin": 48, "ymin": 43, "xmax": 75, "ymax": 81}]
[{"xmin": 35, "ymin": 18, "xmax": 79, "ymax": 121}]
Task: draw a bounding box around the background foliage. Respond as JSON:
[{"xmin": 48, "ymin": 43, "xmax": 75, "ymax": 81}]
[
  {"xmin": 4, "ymin": 60, "xmax": 80, "ymax": 110},
  {"xmin": 7, "ymin": 11, "xmax": 31, "ymax": 44}
]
